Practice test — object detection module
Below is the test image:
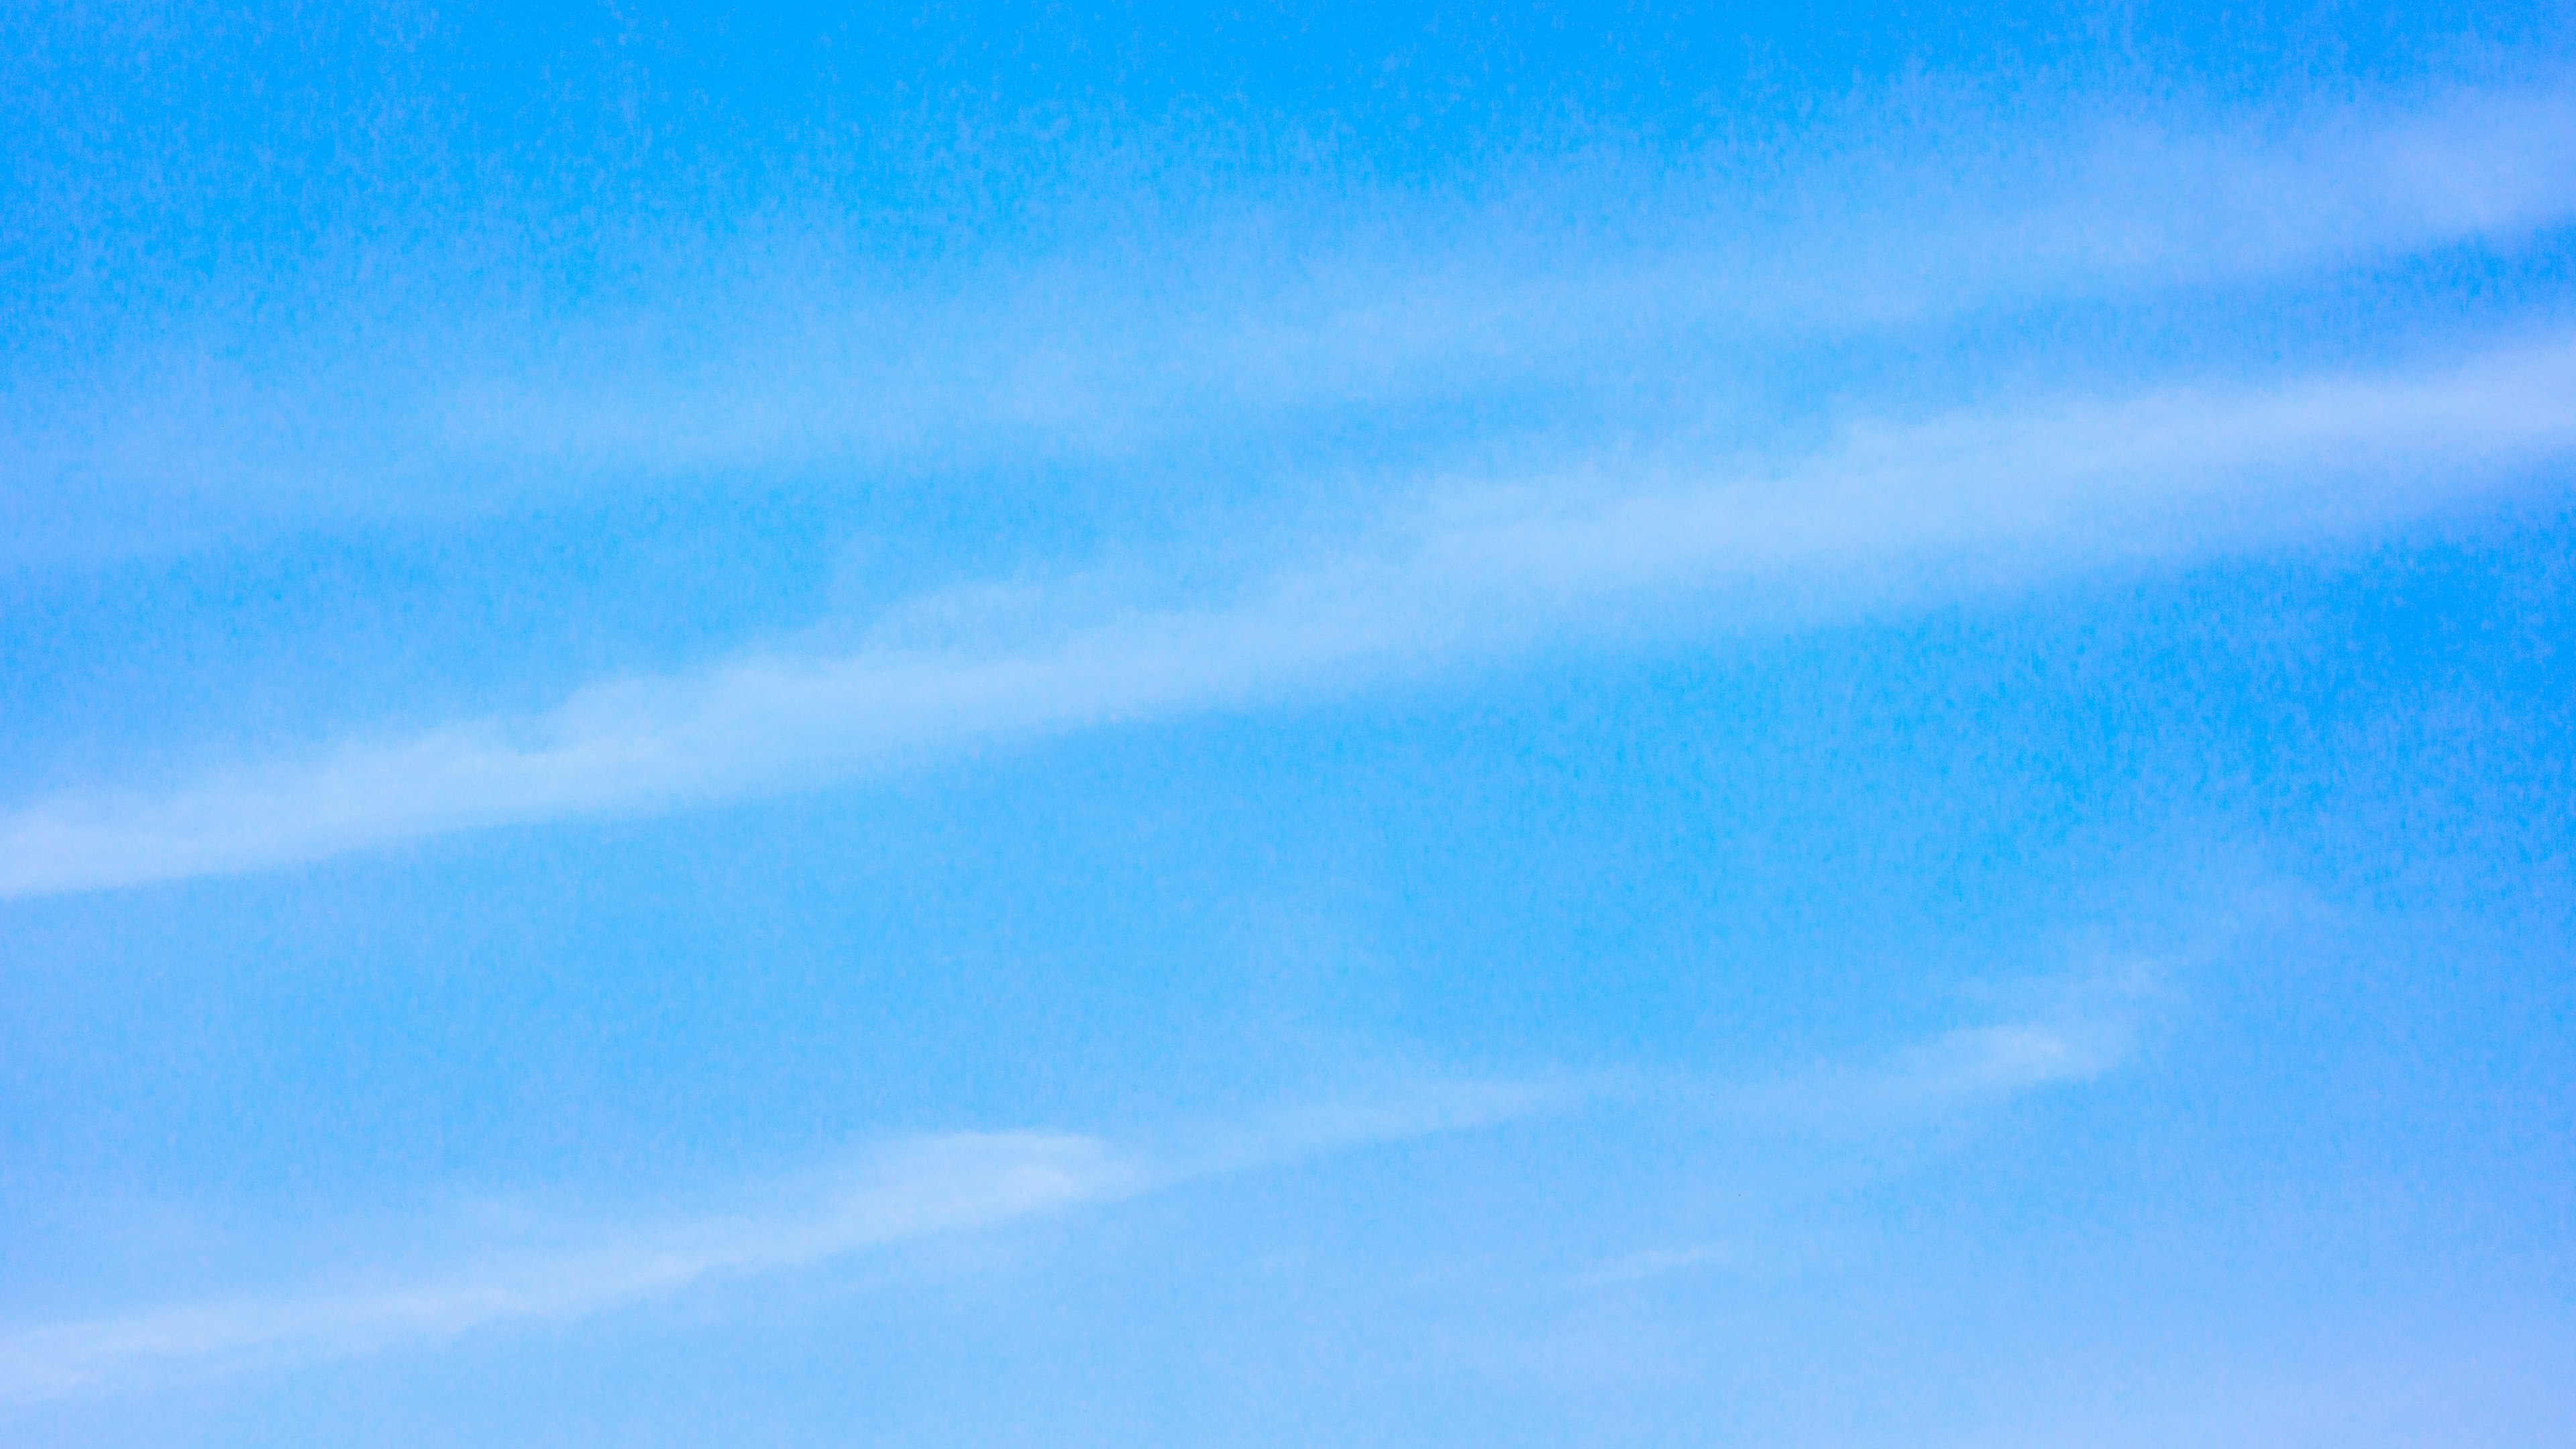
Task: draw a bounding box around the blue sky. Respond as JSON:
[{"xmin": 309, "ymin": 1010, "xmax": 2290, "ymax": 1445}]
[{"xmin": 4, "ymin": 3, "xmax": 2575, "ymax": 1444}]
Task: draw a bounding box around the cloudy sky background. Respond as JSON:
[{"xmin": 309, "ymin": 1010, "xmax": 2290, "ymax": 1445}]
[{"xmin": 4, "ymin": 3, "xmax": 2575, "ymax": 1444}]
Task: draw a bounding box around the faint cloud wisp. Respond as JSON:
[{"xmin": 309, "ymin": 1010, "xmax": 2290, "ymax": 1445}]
[{"xmin": 3, "ymin": 337, "xmax": 2570, "ymax": 898}]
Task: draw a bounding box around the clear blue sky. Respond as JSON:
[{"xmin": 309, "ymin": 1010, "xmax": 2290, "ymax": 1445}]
[{"xmin": 4, "ymin": 4, "xmax": 2575, "ymax": 1444}]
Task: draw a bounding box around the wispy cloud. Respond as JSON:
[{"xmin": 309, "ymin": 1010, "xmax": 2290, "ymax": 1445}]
[
  {"xmin": 429, "ymin": 85, "xmax": 2576, "ymax": 473},
  {"xmin": 0, "ymin": 1132, "xmax": 1132, "ymax": 1405},
  {"xmin": 1574, "ymin": 1242, "xmax": 1752, "ymax": 1288},
  {"xmin": 5, "ymin": 81, "xmax": 2569, "ymax": 562},
  {"xmin": 4, "ymin": 335, "xmax": 2570, "ymax": 899},
  {"xmin": 0, "ymin": 1079, "xmax": 1583, "ymax": 1407},
  {"xmin": 0, "ymin": 1018, "xmax": 2116, "ymax": 1406},
  {"xmin": 1724, "ymin": 1021, "xmax": 2128, "ymax": 1128},
  {"xmin": 1565, "ymin": 1014, "xmax": 2136, "ymax": 1290}
]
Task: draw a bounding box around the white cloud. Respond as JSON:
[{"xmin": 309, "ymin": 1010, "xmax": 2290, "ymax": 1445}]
[
  {"xmin": 0, "ymin": 1077, "xmax": 1604, "ymax": 1406},
  {"xmin": 433, "ymin": 83, "xmax": 2576, "ymax": 473},
  {"xmin": 3, "ymin": 334, "xmax": 2569, "ymax": 899},
  {"xmin": 1576, "ymin": 1242, "xmax": 1749, "ymax": 1287},
  {"xmin": 1719, "ymin": 1019, "xmax": 2128, "ymax": 1134},
  {"xmin": 6, "ymin": 81, "xmax": 2570, "ymax": 564},
  {"xmin": 0, "ymin": 335, "xmax": 2565, "ymax": 897},
  {"xmin": 0, "ymin": 1132, "xmax": 1133, "ymax": 1404},
  {"xmin": 0, "ymin": 1020, "xmax": 2121, "ymax": 1405}
]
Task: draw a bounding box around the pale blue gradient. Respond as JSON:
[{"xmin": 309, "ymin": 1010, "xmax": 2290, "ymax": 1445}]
[{"xmin": 4, "ymin": 5, "xmax": 2575, "ymax": 1446}]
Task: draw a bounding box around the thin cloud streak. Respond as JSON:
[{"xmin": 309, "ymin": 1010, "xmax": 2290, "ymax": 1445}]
[
  {"xmin": 0, "ymin": 1020, "xmax": 2108, "ymax": 1405},
  {"xmin": 6, "ymin": 81, "xmax": 2569, "ymax": 561},
  {"xmin": 3, "ymin": 337, "xmax": 2571, "ymax": 898},
  {"xmin": 1721, "ymin": 1022, "xmax": 2127, "ymax": 1128},
  {"xmin": 441, "ymin": 85, "xmax": 2576, "ymax": 472},
  {"xmin": 0, "ymin": 1081, "xmax": 1583, "ymax": 1406},
  {"xmin": 0, "ymin": 1132, "xmax": 1132, "ymax": 1405}
]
